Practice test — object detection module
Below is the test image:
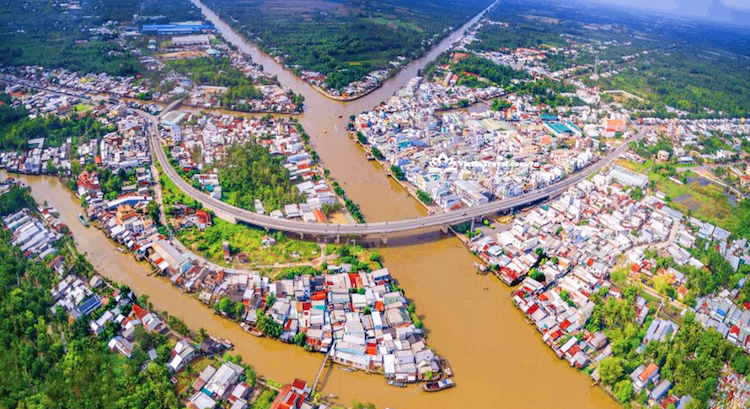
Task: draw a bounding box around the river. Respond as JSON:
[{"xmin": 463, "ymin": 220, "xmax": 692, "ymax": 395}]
[{"xmin": 8, "ymin": 1, "xmax": 618, "ymax": 407}]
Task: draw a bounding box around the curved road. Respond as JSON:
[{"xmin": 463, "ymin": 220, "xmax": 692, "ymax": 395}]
[{"xmin": 143, "ymin": 109, "xmax": 645, "ymax": 236}]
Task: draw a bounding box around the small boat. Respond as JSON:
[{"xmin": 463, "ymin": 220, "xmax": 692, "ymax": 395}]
[
  {"xmin": 387, "ymin": 380, "xmax": 406, "ymax": 388},
  {"xmin": 422, "ymin": 378, "xmax": 454, "ymax": 392},
  {"xmin": 323, "ymin": 128, "xmax": 328, "ymax": 133},
  {"xmin": 77, "ymin": 213, "xmax": 90, "ymax": 227},
  {"xmin": 326, "ymin": 393, "xmax": 338, "ymax": 399},
  {"xmin": 441, "ymin": 358, "xmax": 453, "ymax": 377},
  {"xmin": 338, "ymin": 115, "xmax": 343, "ymax": 118},
  {"xmin": 365, "ymin": 153, "xmax": 375, "ymax": 160},
  {"xmin": 337, "ymin": 366, "xmax": 356, "ymax": 373},
  {"xmin": 240, "ymin": 323, "xmax": 265, "ymax": 337}
]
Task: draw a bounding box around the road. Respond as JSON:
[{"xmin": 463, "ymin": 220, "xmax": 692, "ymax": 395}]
[{"xmin": 141, "ymin": 106, "xmax": 648, "ymax": 237}]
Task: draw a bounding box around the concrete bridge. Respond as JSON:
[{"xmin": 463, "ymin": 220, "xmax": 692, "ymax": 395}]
[{"xmin": 140, "ymin": 108, "xmax": 646, "ymax": 242}]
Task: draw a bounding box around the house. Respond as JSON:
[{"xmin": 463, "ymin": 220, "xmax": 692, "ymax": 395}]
[
  {"xmin": 204, "ymin": 362, "xmax": 244, "ymax": 399},
  {"xmin": 631, "ymin": 363, "xmax": 660, "ymax": 392},
  {"xmin": 643, "ymin": 319, "xmax": 679, "ymax": 344},
  {"xmin": 169, "ymin": 338, "xmax": 197, "ymax": 372},
  {"xmin": 188, "ymin": 391, "xmax": 217, "ymax": 409},
  {"xmin": 269, "ymin": 380, "xmax": 310, "ymax": 409},
  {"xmin": 108, "ymin": 336, "xmax": 134, "ymax": 358},
  {"xmin": 650, "ymin": 379, "xmax": 672, "ymax": 401}
]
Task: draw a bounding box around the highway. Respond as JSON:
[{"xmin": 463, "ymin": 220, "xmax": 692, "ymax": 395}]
[{"xmin": 141, "ymin": 108, "xmax": 646, "ymax": 237}]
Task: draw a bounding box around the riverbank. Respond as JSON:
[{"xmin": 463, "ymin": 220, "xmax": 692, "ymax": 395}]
[
  {"xmin": 169, "ymin": 1, "xmax": 625, "ymax": 408},
  {"xmin": 0, "ymin": 178, "xmax": 314, "ymax": 409},
  {"xmin": 309, "ymin": 81, "xmax": 383, "ymax": 103}
]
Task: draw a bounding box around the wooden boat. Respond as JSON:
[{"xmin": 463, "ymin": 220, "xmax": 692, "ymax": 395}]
[
  {"xmin": 441, "ymin": 359, "xmax": 453, "ymax": 377},
  {"xmin": 77, "ymin": 213, "xmax": 90, "ymax": 227},
  {"xmin": 387, "ymin": 380, "xmax": 406, "ymax": 388},
  {"xmin": 337, "ymin": 366, "xmax": 356, "ymax": 373},
  {"xmin": 240, "ymin": 323, "xmax": 265, "ymax": 337},
  {"xmin": 422, "ymin": 378, "xmax": 454, "ymax": 392}
]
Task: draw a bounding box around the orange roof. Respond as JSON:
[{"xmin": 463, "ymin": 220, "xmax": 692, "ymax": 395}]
[
  {"xmin": 639, "ymin": 363, "xmax": 659, "ymax": 382},
  {"xmin": 366, "ymin": 343, "xmax": 378, "ymax": 355},
  {"xmin": 313, "ymin": 209, "xmax": 326, "ymax": 223}
]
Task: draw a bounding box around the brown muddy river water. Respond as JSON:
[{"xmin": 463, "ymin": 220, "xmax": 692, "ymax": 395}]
[{"xmin": 3, "ymin": 0, "xmax": 619, "ymax": 406}]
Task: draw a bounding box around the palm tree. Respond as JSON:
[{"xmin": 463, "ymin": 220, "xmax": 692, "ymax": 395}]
[{"xmin": 197, "ymin": 327, "xmax": 208, "ymax": 342}]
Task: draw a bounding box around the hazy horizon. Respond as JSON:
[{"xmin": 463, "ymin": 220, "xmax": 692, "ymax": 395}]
[{"xmin": 582, "ymin": 0, "xmax": 750, "ymax": 26}]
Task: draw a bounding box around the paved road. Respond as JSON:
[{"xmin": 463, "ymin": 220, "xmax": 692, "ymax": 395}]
[{"xmin": 141, "ymin": 108, "xmax": 647, "ymax": 236}]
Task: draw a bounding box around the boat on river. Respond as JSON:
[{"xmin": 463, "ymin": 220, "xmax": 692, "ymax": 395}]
[
  {"xmin": 441, "ymin": 358, "xmax": 453, "ymax": 377},
  {"xmin": 337, "ymin": 366, "xmax": 356, "ymax": 373},
  {"xmin": 240, "ymin": 323, "xmax": 265, "ymax": 337},
  {"xmin": 387, "ymin": 380, "xmax": 406, "ymax": 388},
  {"xmin": 422, "ymin": 378, "xmax": 454, "ymax": 392},
  {"xmin": 77, "ymin": 213, "xmax": 90, "ymax": 227}
]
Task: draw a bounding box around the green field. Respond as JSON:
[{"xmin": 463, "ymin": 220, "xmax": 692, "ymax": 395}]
[{"xmin": 649, "ymin": 170, "xmax": 746, "ymax": 232}]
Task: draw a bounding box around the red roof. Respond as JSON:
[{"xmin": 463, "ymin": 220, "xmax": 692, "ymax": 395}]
[
  {"xmin": 349, "ymin": 273, "xmax": 363, "ymax": 289},
  {"xmin": 132, "ymin": 304, "xmax": 148, "ymax": 320},
  {"xmin": 567, "ymin": 344, "xmax": 581, "ymax": 357}
]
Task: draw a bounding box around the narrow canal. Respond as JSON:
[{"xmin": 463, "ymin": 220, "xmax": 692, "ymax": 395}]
[{"xmin": 8, "ymin": 1, "xmax": 619, "ymax": 407}]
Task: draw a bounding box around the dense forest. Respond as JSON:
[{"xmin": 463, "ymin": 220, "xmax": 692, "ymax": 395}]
[
  {"xmin": 0, "ymin": 187, "xmax": 181, "ymax": 408},
  {"xmin": 451, "ymin": 55, "xmax": 527, "ymax": 88},
  {"xmin": 0, "ymin": 114, "xmax": 114, "ymax": 151},
  {"xmin": 200, "ymin": 0, "xmax": 494, "ymax": 88},
  {"xmin": 218, "ymin": 143, "xmax": 304, "ymax": 212}
]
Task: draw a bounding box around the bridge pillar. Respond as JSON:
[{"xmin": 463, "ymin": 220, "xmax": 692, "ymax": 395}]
[
  {"xmin": 470, "ymin": 217, "xmax": 475, "ymax": 231},
  {"xmin": 440, "ymin": 225, "xmax": 449, "ymax": 235},
  {"xmin": 299, "ymin": 232, "xmax": 305, "ymax": 240},
  {"xmin": 335, "ymin": 235, "xmax": 340, "ymax": 244},
  {"xmin": 380, "ymin": 233, "xmax": 388, "ymax": 246}
]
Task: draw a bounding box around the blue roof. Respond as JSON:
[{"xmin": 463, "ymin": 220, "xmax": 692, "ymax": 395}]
[
  {"xmin": 141, "ymin": 23, "xmax": 211, "ymax": 34},
  {"xmin": 75, "ymin": 296, "xmax": 101, "ymax": 316}
]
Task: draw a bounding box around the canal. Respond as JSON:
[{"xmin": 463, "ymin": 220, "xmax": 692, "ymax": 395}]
[{"xmin": 8, "ymin": 0, "xmax": 619, "ymax": 406}]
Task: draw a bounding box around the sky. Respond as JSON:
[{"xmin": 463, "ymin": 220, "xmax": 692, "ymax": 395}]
[{"xmin": 589, "ymin": 0, "xmax": 750, "ymax": 25}]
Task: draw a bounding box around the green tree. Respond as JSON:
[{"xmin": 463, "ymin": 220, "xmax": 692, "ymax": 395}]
[
  {"xmin": 613, "ymin": 380, "xmax": 633, "ymax": 403},
  {"xmin": 598, "ymin": 357, "xmax": 624, "ymax": 385},
  {"xmin": 70, "ymin": 160, "xmax": 82, "ymax": 177}
]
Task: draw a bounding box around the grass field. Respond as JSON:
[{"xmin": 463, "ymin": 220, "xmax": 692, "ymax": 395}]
[
  {"xmin": 648, "ymin": 170, "xmax": 745, "ymax": 232},
  {"xmin": 616, "ymin": 158, "xmax": 654, "ymax": 174},
  {"xmin": 176, "ymin": 218, "xmax": 321, "ymax": 267}
]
